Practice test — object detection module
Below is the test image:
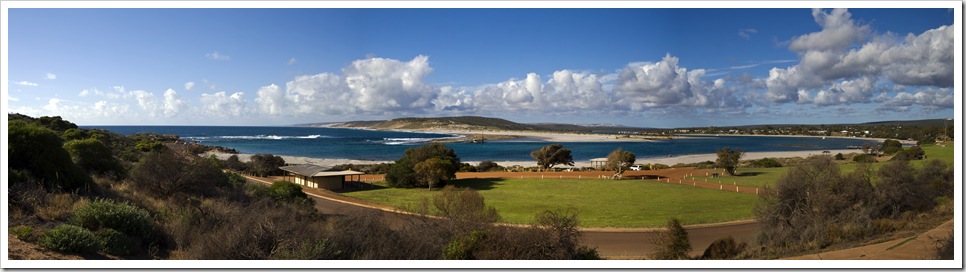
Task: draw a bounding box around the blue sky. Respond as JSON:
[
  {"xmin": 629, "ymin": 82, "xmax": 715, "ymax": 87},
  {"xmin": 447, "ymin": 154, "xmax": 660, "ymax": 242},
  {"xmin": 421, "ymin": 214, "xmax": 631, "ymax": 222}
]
[{"xmin": 4, "ymin": 4, "xmax": 958, "ymax": 128}]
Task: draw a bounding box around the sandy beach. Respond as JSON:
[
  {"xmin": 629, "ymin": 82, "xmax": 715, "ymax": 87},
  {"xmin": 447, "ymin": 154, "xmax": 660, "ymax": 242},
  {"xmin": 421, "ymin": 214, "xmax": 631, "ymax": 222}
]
[
  {"xmin": 204, "ymin": 152, "xmax": 392, "ymax": 167},
  {"xmin": 395, "ymin": 128, "xmax": 670, "ymax": 143},
  {"xmin": 207, "ymin": 148, "xmax": 866, "ymax": 169}
]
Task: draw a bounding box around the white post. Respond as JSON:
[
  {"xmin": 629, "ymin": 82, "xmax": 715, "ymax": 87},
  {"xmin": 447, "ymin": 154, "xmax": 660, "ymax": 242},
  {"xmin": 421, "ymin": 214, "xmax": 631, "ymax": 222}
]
[
  {"xmin": 736, "ymin": 187, "xmax": 739, "ymax": 192},
  {"xmin": 720, "ymin": 184, "xmax": 723, "ymax": 190},
  {"xmin": 756, "ymin": 188, "xmax": 759, "ymax": 195}
]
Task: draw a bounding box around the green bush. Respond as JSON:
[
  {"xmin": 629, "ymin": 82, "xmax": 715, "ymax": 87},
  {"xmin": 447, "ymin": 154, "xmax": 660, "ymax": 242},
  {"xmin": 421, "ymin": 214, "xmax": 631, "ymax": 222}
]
[
  {"xmin": 650, "ymin": 218, "xmax": 691, "ymax": 260},
  {"xmin": 749, "ymin": 158, "xmax": 783, "ymax": 168},
  {"xmin": 700, "ymin": 236, "xmax": 747, "ymax": 259},
  {"xmin": 38, "ymin": 224, "xmax": 99, "ymax": 254},
  {"xmin": 71, "ymin": 199, "xmax": 158, "ymax": 243},
  {"xmin": 8, "ymin": 120, "xmax": 93, "ymax": 191},
  {"xmin": 834, "ymin": 153, "xmax": 846, "ymax": 160},
  {"xmin": 9, "ymin": 225, "xmax": 35, "ymax": 240},
  {"xmin": 95, "ymin": 228, "xmax": 137, "ymax": 256},
  {"xmin": 268, "ymin": 181, "xmax": 310, "ymax": 203},
  {"xmin": 852, "ymin": 154, "xmax": 876, "ymax": 163}
]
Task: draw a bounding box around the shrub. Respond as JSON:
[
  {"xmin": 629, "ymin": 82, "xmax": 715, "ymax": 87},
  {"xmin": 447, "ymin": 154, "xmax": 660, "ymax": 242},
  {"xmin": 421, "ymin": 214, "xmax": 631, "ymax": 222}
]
[
  {"xmin": 268, "ymin": 181, "xmax": 311, "ymax": 203},
  {"xmin": 651, "ymin": 163, "xmax": 670, "ymax": 170},
  {"xmin": 134, "ymin": 139, "xmax": 165, "ymax": 153},
  {"xmin": 433, "ymin": 186, "xmax": 500, "ymax": 227},
  {"xmin": 458, "ymin": 163, "xmax": 477, "ymax": 172},
  {"xmin": 476, "ymin": 161, "xmax": 503, "ymax": 172},
  {"xmin": 700, "ymin": 236, "xmax": 747, "ymax": 259},
  {"xmin": 442, "ymin": 230, "xmax": 488, "ymax": 260},
  {"xmin": 650, "ymin": 218, "xmax": 691, "ymax": 260},
  {"xmin": 8, "ymin": 120, "xmax": 93, "ymax": 191},
  {"xmin": 38, "ymin": 224, "xmax": 100, "ymax": 254},
  {"xmin": 71, "ymin": 199, "xmax": 158, "ymax": 243},
  {"xmin": 834, "ymin": 153, "xmax": 846, "ymax": 160},
  {"xmin": 130, "ymin": 150, "xmax": 226, "ymax": 197},
  {"xmin": 64, "ymin": 138, "xmax": 124, "ymax": 178},
  {"xmin": 933, "ymin": 232, "xmax": 954, "ymax": 260},
  {"xmin": 95, "ymin": 228, "xmax": 137, "ymax": 256},
  {"xmin": 852, "ymin": 154, "xmax": 876, "ymax": 163},
  {"xmin": 9, "ymin": 225, "xmax": 35, "ymax": 240},
  {"xmin": 749, "ymin": 158, "xmax": 782, "ymax": 168}
]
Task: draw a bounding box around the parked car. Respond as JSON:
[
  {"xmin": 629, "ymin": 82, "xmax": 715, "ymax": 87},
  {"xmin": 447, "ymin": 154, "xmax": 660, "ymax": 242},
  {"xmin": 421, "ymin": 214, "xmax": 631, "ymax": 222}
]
[{"xmin": 630, "ymin": 165, "xmax": 643, "ymax": 171}]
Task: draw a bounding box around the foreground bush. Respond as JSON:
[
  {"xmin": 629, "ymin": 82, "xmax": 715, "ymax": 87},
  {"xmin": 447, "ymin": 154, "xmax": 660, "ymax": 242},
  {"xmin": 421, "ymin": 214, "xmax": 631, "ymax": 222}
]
[
  {"xmin": 95, "ymin": 228, "xmax": 137, "ymax": 256},
  {"xmin": 650, "ymin": 218, "xmax": 691, "ymax": 260},
  {"xmin": 71, "ymin": 199, "xmax": 158, "ymax": 243},
  {"xmin": 700, "ymin": 236, "xmax": 747, "ymax": 260},
  {"xmin": 39, "ymin": 224, "xmax": 99, "ymax": 254}
]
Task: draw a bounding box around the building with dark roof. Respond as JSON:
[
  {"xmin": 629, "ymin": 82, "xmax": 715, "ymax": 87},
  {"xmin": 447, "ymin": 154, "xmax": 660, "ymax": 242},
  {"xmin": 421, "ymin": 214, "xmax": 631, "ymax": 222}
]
[{"xmin": 279, "ymin": 164, "xmax": 364, "ymax": 190}]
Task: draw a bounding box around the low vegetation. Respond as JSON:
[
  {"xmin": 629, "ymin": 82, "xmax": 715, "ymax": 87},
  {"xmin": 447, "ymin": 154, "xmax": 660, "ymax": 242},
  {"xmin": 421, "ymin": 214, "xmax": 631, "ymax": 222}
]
[{"xmin": 752, "ymin": 156, "xmax": 953, "ymax": 257}]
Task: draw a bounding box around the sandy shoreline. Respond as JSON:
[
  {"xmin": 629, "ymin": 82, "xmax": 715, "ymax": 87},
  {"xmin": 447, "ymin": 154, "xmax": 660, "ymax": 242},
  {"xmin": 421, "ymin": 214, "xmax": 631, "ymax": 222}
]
[{"xmin": 206, "ymin": 148, "xmax": 866, "ymax": 168}]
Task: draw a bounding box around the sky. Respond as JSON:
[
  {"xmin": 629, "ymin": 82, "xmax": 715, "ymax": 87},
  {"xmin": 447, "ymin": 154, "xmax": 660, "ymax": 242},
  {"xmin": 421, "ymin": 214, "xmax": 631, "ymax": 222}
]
[{"xmin": 3, "ymin": 3, "xmax": 960, "ymax": 128}]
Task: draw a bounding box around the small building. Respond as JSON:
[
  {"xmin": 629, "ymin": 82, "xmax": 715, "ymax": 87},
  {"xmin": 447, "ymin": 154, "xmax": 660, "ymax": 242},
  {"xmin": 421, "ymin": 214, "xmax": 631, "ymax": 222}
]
[
  {"xmin": 279, "ymin": 164, "xmax": 364, "ymax": 190},
  {"xmin": 590, "ymin": 158, "xmax": 608, "ymax": 169}
]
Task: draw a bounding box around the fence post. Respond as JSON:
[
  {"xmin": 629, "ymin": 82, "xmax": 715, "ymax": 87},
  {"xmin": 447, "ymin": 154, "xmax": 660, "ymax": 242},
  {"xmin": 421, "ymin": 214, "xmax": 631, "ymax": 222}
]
[{"xmin": 720, "ymin": 184, "xmax": 723, "ymax": 190}]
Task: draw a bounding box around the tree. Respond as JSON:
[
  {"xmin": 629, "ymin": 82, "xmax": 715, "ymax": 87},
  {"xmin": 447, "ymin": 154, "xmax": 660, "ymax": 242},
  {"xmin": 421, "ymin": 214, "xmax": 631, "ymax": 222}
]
[
  {"xmin": 715, "ymin": 147, "xmax": 744, "ymax": 176},
  {"xmin": 414, "ymin": 157, "xmax": 454, "ymax": 190},
  {"xmin": 650, "ymin": 218, "xmax": 691, "ymax": 260},
  {"xmin": 224, "ymin": 154, "xmax": 247, "ymax": 171},
  {"xmin": 386, "ymin": 143, "xmax": 460, "ymax": 188},
  {"xmin": 530, "ymin": 144, "xmax": 574, "ymax": 171},
  {"xmin": 8, "ymin": 120, "xmax": 92, "ymax": 191},
  {"xmin": 881, "ymin": 139, "xmax": 904, "ymax": 155},
  {"xmin": 250, "ymin": 154, "xmax": 286, "ymax": 177},
  {"xmin": 63, "ymin": 138, "xmax": 124, "ymax": 179},
  {"xmin": 605, "ymin": 148, "xmax": 636, "ymax": 179}
]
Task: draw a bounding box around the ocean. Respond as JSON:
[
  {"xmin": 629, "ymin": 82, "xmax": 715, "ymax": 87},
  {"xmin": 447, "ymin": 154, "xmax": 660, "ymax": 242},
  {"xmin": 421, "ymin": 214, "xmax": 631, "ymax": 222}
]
[{"xmin": 84, "ymin": 126, "xmax": 881, "ymax": 163}]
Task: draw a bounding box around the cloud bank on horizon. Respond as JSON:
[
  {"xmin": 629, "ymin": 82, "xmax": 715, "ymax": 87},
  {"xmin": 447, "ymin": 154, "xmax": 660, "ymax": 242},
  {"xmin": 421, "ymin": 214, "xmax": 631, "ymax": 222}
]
[{"xmin": 5, "ymin": 8, "xmax": 956, "ymax": 127}]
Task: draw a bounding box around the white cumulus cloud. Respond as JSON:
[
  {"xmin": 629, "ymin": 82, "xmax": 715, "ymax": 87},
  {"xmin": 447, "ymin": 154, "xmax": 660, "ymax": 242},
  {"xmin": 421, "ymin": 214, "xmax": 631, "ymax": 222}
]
[
  {"xmin": 765, "ymin": 8, "xmax": 953, "ymax": 104},
  {"xmin": 185, "ymin": 81, "xmax": 195, "ymax": 90},
  {"xmin": 46, "ymin": 73, "xmax": 57, "ymax": 80},
  {"xmin": 200, "ymin": 91, "xmax": 246, "ymax": 117}
]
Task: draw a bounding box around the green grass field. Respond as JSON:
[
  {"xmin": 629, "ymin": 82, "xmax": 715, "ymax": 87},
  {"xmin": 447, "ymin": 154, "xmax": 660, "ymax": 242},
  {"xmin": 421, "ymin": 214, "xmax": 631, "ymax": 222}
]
[
  {"xmin": 343, "ymin": 178, "xmax": 758, "ymax": 228},
  {"xmin": 341, "ymin": 143, "xmax": 954, "ymax": 228}
]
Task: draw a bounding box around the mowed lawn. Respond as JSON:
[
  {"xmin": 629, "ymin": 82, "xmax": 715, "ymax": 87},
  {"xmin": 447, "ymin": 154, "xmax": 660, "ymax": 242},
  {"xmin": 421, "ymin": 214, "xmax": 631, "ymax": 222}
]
[{"xmin": 342, "ymin": 178, "xmax": 757, "ymax": 228}]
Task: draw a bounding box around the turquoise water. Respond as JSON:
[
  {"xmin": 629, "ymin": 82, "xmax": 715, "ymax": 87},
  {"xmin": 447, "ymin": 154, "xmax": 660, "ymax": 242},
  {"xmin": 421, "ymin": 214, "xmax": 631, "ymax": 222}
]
[{"xmin": 86, "ymin": 126, "xmax": 880, "ymax": 162}]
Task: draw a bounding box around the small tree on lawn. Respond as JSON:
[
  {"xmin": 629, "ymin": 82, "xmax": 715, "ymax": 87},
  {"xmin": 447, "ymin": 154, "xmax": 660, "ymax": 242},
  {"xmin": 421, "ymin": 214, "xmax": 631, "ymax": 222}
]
[
  {"xmin": 605, "ymin": 148, "xmax": 636, "ymax": 179},
  {"xmin": 414, "ymin": 157, "xmax": 454, "ymax": 190},
  {"xmin": 531, "ymin": 144, "xmax": 574, "ymax": 171},
  {"xmin": 715, "ymin": 147, "xmax": 744, "ymax": 176}
]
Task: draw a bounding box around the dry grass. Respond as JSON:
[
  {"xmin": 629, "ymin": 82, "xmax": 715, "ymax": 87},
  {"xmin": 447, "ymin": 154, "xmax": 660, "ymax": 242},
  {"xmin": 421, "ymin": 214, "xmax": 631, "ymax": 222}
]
[{"xmin": 36, "ymin": 193, "xmax": 88, "ymax": 222}]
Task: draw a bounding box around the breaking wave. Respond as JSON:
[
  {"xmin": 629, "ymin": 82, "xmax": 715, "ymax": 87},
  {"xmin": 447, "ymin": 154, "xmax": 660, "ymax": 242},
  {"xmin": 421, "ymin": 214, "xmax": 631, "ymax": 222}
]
[{"xmin": 185, "ymin": 134, "xmax": 327, "ymax": 141}]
